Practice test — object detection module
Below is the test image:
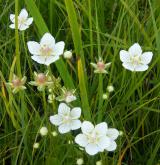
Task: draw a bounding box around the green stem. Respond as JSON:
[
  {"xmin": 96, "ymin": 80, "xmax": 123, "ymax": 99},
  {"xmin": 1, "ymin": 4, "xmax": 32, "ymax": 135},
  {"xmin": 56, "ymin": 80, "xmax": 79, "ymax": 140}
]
[
  {"xmin": 15, "ymin": 0, "xmax": 21, "ymax": 77},
  {"xmin": 22, "ymin": 32, "xmax": 32, "ymax": 75},
  {"xmin": 97, "ymin": 74, "xmax": 103, "ymax": 122}
]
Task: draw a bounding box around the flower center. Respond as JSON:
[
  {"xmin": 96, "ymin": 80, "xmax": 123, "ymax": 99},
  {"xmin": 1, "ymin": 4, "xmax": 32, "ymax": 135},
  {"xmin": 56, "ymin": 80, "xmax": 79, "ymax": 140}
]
[
  {"xmin": 40, "ymin": 45, "xmax": 53, "ymax": 56},
  {"xmin": 97, "ymin": 62, "xmax": 105, "ymax": 71},
  {"xmin": 19, "ymin": 17, "xmax": 26, "ymax": 25},
  {"xmin": 12, "ymin": 79, "xmax": 22, "ymax": 87},
  {"xmin": 36, "ymin": 73, "xmax": 47, "ymax": 84},
  {"xmin": 62, "ymin": 115, "xmax": 71, "ymax": 124},
  {"xmin": 87, "ymin": 131, "xmax": 99, "ymax": 144},
  {"xmin": 130, "ymin": 55, "xmax": 141, "ymax": 65}
]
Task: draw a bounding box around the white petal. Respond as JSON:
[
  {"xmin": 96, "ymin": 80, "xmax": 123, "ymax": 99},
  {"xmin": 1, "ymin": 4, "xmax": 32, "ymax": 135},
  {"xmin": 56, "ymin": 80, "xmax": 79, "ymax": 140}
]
[
  {"xmin": 85, "ymin": 143, "xmax": 99, "ymax": 155},
  {"xmin": 19, "ymin": 8, "xmax": 28, "ymax": 19},
  {"xmin": 58, "ymin": 123, "xmax": 70, "ymax": 134},
  {"xmin": 75, "ymin": 134, "xmax": 88, "ymax": 147},
  {"xmin": 106, "ymin": 128, "xmax": 119, "ymax": 140},
  {"xmin": 129, "ymin": 43, "xmax": 142, "ymax": 56},
  {"xmin": 54, "ymin": 41, "xmax": 65, "ymax": 56},
  {"xmin": 26, "ymin": 17, "xmax": 33, "ymax": 26},
  {"xmin": 43, "ymin": 55, "xmax": 59, "ymax": 65},
  {"xmin": 105, "ymin": 140, "xmax": 117, "ymax": 152},
  {"xmin": 65, "ymin": 95, "xmax": 76, "ymax": 103},
  {"xmin": 70, "ymin": 107, "xmax": 81, "ymax": 119},
  {"xmin": 95, "ymin": 122, "xmax": 108, "ymax": 136},
  {"xmin": 27, "ymin": 41, "xmax": 41, "ymax": 55},
  {"xmin": 19, "ymin": 24, "xmax": 29, "ymax": 31},
  {"xmin": 81, "ymin": 121, "xmax": 94, "ymax": 134},
  {"xmin": 49, "ymin": 115, "xmax": 62, "ymax": 126},
  {"xmin": 134, "ymin": 64, "xmax": 148, "ymax": 71},
  {"xmin": 58, "ymin": 103, "xmax": 70, "ymax": 115},
  {"xmin": 141, "ymin": 52, "xmax": 153, "ymax": 64},
  {"xmin": 70, "ymin": 120, "xmax": 81, "ymax": 130},
  {"xmin": 9, "ymin": 24, "xmax": 15, "ymax": 29},
  {"xmin": 10, "ymin": 14, "xmax": 15, "ymax": 23},
  {"xmin": 122, "ymin": 63, "xmax": 135, "ymax": 71},
  {"xmin": 97, "ymin": 136, "xmax": 111, "ymax": 150},
  {"xmin": 120, "ymin": 50, "xmax": 130, "ymax": 63},
  {"xmin": 31, "ymin": 55, "xmax": 47, "ymax": 64},
  {"xmin": 40, "ymin": 33, "xmax": 55, "ymax": 46}
]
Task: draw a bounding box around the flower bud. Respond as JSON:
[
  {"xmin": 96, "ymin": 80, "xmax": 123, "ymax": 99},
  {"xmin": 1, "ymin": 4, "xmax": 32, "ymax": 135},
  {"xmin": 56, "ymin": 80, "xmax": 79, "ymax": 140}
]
[
  {"xmin": 39, "ymin": 127, "xmax": 48, "ymax": 136},
  {"xmin": 33, "ymin": 142, "xmax": 39, "ymax": 149},
  {"xmin": 76, "ymin": 158, "xmax": 84, "ymax": 165},
  {"xmin": 63, "ymin": 50, "xmax": 72, "ymax": 59},
  {"xmin": 107, "ymin": 85, "xmax": 114, "ymax": 93}
]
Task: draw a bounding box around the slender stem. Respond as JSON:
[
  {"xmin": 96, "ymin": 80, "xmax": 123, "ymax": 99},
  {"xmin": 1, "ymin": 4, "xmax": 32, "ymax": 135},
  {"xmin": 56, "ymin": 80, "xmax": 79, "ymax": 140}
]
[
  {"xmin": 97, "ymin": 74, "xmax": 103, "ymax": 122},
  {"xmin": 15, "ymin": 0, "xmax": 21, "ymax": 77}
]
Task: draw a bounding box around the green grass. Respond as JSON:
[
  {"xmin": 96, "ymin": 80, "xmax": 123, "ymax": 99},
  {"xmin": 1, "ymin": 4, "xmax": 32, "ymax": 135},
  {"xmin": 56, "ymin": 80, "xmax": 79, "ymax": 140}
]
[{"xmin": 0, "ymin": 0, "xmax": 160, "ymax": 164}]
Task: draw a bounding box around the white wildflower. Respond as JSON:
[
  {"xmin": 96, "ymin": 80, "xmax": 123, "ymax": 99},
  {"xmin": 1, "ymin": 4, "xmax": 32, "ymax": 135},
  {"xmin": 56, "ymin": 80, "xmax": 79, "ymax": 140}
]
[
  {"xmin": 120, "ymin": 43, "xmax": 153, "ymax": 72},
  {"xmin": 9, "ymin": 8, "xmax": 33, "ymax": 31},
  {"xmin": 50, "ymin": 103, "xmax": 81, "ymax": 134},
  {"xmin": 27, "ymin": 33, "xmax": 65, "ymax": 65},
  {"xmin": 75, "ymin": 121, "xmax": 111, "ymax": 155}
]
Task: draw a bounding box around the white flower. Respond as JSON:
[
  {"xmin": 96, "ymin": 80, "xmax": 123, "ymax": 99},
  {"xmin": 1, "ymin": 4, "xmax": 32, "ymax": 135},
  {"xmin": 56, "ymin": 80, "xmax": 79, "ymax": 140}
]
[
  {"xmin": 107, "ymin": 85, "xmax": 114, "ymax": 93},
  {"xmin": 76, "ymin": 158, "xmax": 84, "ymax": 165},
  {"xmin": 64, "ymin": 50, "xmax": 72, "ymax": 59},
  {"xmin": 39, "ymin": 127, "xmax": 48, "ymax": 136},
  {"xmin": 33, "ymin": 142, "xmax": 39, "ymax": 149},
  {"xmin": 27, "ymin": 33, "xmax": 65, "ymax": 65},
  {"xmin": 120, "ymin": 43, "xmax": 153, "ymax": 72},
  {"xmin": 49, "ymin": 103, "xmax": 81, "ymax": 134},
  {"xmin": 105, "ymin": 128, "xmax": 119, "ymax": 151},
  {"xmin": 96, "ymin": 160, "xmax": 102, "ymax": 165},
  {"xmin": 75, "ymin": 121, "xmax": 111, "ymax": 156},
  {"xmin": 9, "ymin": 8, "xmax": 33, "ymax": 31}
]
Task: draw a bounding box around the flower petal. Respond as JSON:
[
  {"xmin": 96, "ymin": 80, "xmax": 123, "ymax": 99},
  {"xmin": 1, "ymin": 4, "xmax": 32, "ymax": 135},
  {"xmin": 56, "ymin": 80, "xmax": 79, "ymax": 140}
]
[
  {"xmin": 75, "ymin": 134, "xmax": 88, "ymax": 147},
  {"xmin": 134, "ymin": 64, "xmax": 148, "ymax": 71},
  {"xmin": 95, "ymin": 122, "xmax": 108, "ymax": 136},
  {"xmin": 81, "ymin": 121, "xmax": 94, "ymax": 134},
  {"xmin": 105, "ymin": 140, "xmax": 117, "ymax": 152},
  {"xmin": 122, "ymin": 63, "xmax": 135, "ymax": 71},
  {"xmin": 10, "ymin": 14, "xmax": 15, "ymax": 23},
  {"xmin": 106, "ymin": 128, "xmax": 119, "ymax": 140},
  {"xmin": 26, "ymin": 17, "xmax": 33, "ymax": 26},
  {"xmin": 129, "ymin": 43, "xmax": 142, "ymax": 56},
  {"xmin": 9, "ymin": 24, "xmax": 15, "ymax": 29},
  {"xmin": 40, "ymin": 33, "xmax": 55, "ymax": 46},
  {"xmin": 19, "ymin": 24, "xmax": 29, "ymax": 31},
  {"xmin": 58, "ymin": 123, "xmax": 70, "ymax": 134},
  {"xmin": 31, "ymin": 55, "xmax": 47, "ymax": 64},
  {"xmin": 19, "ymin": 8, "xmax": 28, "ymax": 19},
  {"xmin": 58, "ymin": 103, "xmax": 70, "ymax": 115},
  {"xmin": 54, "ymin": 41, "xmax": 65, "ymax": 56},
  {"xmin": 141, "ymin": 52, "xmax": 153, "ymax": 64},
  {"xmin": 27, "ymin": 41, "xmax": 41, "ymax": 55},
  {"xmin": 43, "ymin": 56, "xmax": 59, "ymax": 65},
  {"xmin": 50, "ymin": 115, "xmax": 62, "ymax": 126},
  {"xmin": 71, "ymin": 107, "xmax": 81, "ymax": 119},
  {"xmin": 97, "ymin": 136, "xmax": 111, "ymax": 150},
  {"xmin": 65, "ymin": 95, "xmax": 76, "ymax": 103},
  {"xmin": 85, "ymin": 143, "xmax": 99, "ymax": 155},
  {"xmin": 70, "ymin": 120, "xmax": 81, "ymax": 130},
  {"xmin": 120, "ymin": 50, "xmax": 130, "ymax": 63}
]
